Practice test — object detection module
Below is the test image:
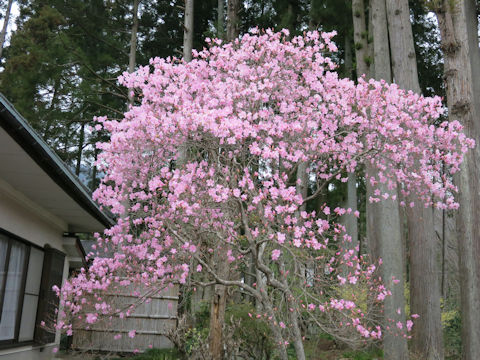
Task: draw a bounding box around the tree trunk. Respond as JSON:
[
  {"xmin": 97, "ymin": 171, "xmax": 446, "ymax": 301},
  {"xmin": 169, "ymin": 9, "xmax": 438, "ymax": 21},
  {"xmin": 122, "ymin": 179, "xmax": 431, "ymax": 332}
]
[
  {"xmin": 90, "ymin": 147, "xmax": 99, "ymax": 191},
  {"xmin": 0, "ymin": 0, "xmax": 13, "ymax": 60},
  {"xmin": 217, "ymin": 0, "xmax": 224, "ymax": 39},
  {"xmin": 436, "ymin": 1, "xmax": 480, "ymax": 358},
  {"xmin": 260, "ymin": 287, "xmax": 288, "ymax": 360},
  {"xmin": 207, "ymin": 4, "xmax": 241, "ymax": 353},
  {"xmin": 183, "ymin": 0, "xmax": 194, "ymax": 62},
  {"xmin": 296, "ymin": 162, "xmax": 308, "ymax": 213},
  {"xmin": 351, "ymin": 0, "xmax": 370, "ymax": 261},
  {"xmin": 280, "ymin": 259, "xmax": 306, "ymax": 360},
  {"xmin": 308, "ymin": 0, "xmax": 316, "ymax": 30},
  {"xmin": 288, "ymin": 303, "xmax": 306, "ymax": 360},
  {"xmin": 344, "ymin": 173, "xmax": 358, "ymax": 244},
  {"xmin": 226, "ymin": 0, "xmax": 240, "ymax": 42},
  {"xmin": 344, "ymin": 31, "xmax": 353, "ymax": 79},
  {"xmin": 352, "ymin": 0, "xmax": 369, "ymax": 77},
  {"xmin": 370, "ymin": 0, "xmax": 390, "ymax": 81},
  {"xmin": 407, "ymin": 204, "xmax": 443, "ymax": 360},
  {"xmin": 177, "ymin": 0, "xmax": 194, "ymax": 166},
  {"xmin": 209, "ymin": 260, "xmax": 228, "ymax": 360},
  {"xmin": 369, "ymin": 1, "xmax": 410, "ymax": 359},
  {"xmin": 128, "ymin": 0, "xmax": 140, "ymax": 105},
  {"xmin": 75, "ymin": 123, "xmax": 85, "ymax": 176},
  {"xmin": 464, "ymin": 0, "xmax": 480, "ymax": 123},
  {"xmin": 386, "ymin": 1, "xmax": 443, "ymax": 359},
  {"xmin": 355, "ymin": 0, "xmax": 377, "ymax": 275},
  {"xmin": 441, "ymin": 201, "xmax": 447, "ymax": 299},
  {"xmin": 342, "ymin": 33, "xmax": 359, "ymax": 252}
]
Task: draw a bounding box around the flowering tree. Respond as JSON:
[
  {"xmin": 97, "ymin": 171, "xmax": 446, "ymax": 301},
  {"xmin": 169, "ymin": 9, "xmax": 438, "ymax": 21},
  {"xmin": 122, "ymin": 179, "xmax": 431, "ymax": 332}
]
[{"xmin": 56, "ymin": 29, "xmax": 472, "ymax": 359}]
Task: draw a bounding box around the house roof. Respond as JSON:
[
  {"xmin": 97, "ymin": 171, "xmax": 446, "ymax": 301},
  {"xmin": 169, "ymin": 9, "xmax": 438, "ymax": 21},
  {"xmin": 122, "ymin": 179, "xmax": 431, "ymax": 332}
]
[{"xmin": 0, "ymin": 93, "xmax": 114, "ymax": 232}]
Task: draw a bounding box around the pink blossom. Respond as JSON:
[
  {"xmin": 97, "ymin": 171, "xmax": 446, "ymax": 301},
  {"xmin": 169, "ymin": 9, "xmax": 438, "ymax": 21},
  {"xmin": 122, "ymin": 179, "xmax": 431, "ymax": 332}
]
[
  {"xmin": 86, "ymin": 313, "xmax": 97, "ymax": 324},
  {"xmin": 406, "ymin": 320, "xmax": 414, "ymax": 331},
  {"xmin": 271, "ymin": 249, "xmax": 281, "ymax": 261}
]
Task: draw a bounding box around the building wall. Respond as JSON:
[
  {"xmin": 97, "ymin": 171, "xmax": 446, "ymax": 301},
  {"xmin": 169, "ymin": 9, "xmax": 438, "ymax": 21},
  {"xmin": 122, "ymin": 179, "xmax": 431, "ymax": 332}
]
[
  {"xmin": 0, "ymin": 178, "xmax": 68, "ymax": 248},
  {"xmin": 0, "ymin": 344, "xmax": 57, "ymax": 360},
  {"xmin": 0, "ymin": 179, "xmax": 70, "ymax": 359}
]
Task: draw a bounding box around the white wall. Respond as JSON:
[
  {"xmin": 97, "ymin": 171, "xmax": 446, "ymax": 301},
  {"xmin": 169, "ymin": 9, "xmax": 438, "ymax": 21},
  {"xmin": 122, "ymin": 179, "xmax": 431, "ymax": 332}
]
[
  {"xmin": 0, "ymin": 178, "xmax": 67, "ymax": 249},
  {"xmin": 0, "ymin": 179, "xmax": 69, "ymax": 359},
  {"xmin": 0, "ymin": 344, "xmax": 57, "ymax": 360}
]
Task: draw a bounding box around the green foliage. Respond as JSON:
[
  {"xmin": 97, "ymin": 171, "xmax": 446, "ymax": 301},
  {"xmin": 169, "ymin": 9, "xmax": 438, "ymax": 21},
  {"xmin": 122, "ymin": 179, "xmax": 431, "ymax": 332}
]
[
  {"xmin": 183, "ymin": 327, "xmax": 209, "ymax": 356},
  {"xmin": 225, "ymin": 302, "xmax": 275, "ymax": 359},
  {"xmin": 192, "ymin": 300, "xmax": 211, "ymax": 329},
  {"xmin": 342, "ymin": 348, "xmax": 384, "ymax": 360},
  {"xmin": 334, "ymin": 283, "xmax": 369, "ymax": 314},
  {"xmin": 287, "ymin": 344, "xmax": 298, "ymax": 359},
  {"xmin": 409, "ymin": 0, "xmax": 444, "ymax": 98},
  {"xmin": 241, "ymin": 1, "xmax": 276, "ymax": 34},
  {"xmin": 404, "ymin": 281, "xmax": 411, "ymax": 316},
  {"xmin": 442, "ymin": 308, "xmax": 462, "ymax": 360},
  {"xmin": 176, "ymin": 301, "xmax": 275, "ymax": 359},
  {"xmin": 0, "ymin": 0, "xmax": 131, "ymax": 186},
  {"xmin": 364, "ymin": 56, "xmax": 372, "ymax": 67},
  {"xmin": 181, "ymin": 301, "xmax": 210, "ymax": 356},
  {"xmin": 112, "ymin": 348, "xmax": 181, "ymax": 360},
  {"xmin": 139, "ymin": 0, "xmax": 216, "ymax": 63}
]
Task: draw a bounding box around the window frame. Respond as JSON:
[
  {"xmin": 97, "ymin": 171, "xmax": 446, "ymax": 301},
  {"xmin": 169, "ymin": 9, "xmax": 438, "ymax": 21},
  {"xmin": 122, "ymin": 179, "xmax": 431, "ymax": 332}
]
[{"xmin": 0, "ymin": 228, "xmax": 42, "ymax": 349}]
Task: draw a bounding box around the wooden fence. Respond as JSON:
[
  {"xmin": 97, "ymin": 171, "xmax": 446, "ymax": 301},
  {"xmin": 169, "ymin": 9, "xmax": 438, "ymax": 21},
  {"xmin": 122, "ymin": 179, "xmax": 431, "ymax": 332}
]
[{"xmin": 72, "ymin": 285, "xmax": 178, "ymax": 353}]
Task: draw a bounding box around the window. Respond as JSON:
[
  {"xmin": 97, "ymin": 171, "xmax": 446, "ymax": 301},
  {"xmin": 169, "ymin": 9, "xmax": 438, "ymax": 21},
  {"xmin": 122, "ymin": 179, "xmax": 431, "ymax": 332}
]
[
  {"xmin": 19, "ymin": 247, "xmax": 44, "ymax": 342},
  {"xmin": 0, "ymin": 234, "xmax": 29, "ymax": 344},
  {"xmin": 0, "ymin": 229, "xmax": 65, "ymax": 348},
  {"xmin": 0, "ymin": 230, "xmax": 45, "ymax": 346}
]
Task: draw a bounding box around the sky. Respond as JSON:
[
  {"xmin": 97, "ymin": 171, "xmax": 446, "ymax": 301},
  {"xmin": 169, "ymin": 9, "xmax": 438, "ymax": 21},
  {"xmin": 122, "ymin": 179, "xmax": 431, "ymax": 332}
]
[{"xmin": 1, "ymin": 1, "xmax": 19, "ymax": 48}]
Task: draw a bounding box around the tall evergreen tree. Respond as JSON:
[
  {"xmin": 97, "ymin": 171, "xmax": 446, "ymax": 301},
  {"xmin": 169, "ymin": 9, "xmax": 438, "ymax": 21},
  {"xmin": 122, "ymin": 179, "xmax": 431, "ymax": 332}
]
[
  {"xmin": 386, "ymin": 1, "xmax": 443, "ymax": 358},
  {"xmin": 369, "ymin": 3, "xmax": 411, "ymax": 360},
  {"xmin": 435, "ymin": 1, "xmax": 480, "ymax": 358}
]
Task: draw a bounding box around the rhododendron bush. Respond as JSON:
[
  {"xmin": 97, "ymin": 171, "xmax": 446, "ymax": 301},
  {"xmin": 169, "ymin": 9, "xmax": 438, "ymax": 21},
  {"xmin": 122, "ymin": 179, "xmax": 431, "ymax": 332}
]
[{"xmin": 57, "ymin": 29, "xmax": 472, "ymax": 357}]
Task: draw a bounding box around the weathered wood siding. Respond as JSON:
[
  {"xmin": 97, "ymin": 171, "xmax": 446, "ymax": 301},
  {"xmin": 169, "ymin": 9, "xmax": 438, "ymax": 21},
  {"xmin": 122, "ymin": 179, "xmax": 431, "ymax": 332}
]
[{"xmin": 72, "ymin": 285, "xmax": 178, "ymax": 352}]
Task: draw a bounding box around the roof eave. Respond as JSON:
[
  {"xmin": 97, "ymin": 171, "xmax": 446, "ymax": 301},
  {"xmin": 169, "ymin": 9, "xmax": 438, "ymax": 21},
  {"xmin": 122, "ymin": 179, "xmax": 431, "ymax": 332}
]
[{"xmin": 0, "ymin": 93, "xmax": 114, "ymax": 231}]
